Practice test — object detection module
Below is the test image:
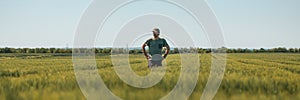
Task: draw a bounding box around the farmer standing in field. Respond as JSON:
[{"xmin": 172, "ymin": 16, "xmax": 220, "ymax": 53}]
[{"xmin": 142, "ymin": 28, "xmax": 170, "ymax": 68}]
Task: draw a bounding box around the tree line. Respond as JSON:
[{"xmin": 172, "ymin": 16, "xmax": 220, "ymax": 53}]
[{"xmin": 0, "ymin": 47, "xmax": 299, "ymax": 54}]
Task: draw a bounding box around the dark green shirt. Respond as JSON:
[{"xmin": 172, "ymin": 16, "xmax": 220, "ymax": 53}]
[{"xmin": 145, "ymin": 38, "xmax": 169, "ymax": 56}]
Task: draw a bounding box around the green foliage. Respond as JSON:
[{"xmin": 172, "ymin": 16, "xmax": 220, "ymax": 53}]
[{"xmin": 1, "ymin": 47, "xmax": 300, "ymax": 54}]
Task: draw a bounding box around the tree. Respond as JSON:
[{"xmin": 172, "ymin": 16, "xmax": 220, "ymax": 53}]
[
  {"xmin": 95, "ymin": 48, "xmax": 99, "ymax": 53},
  {"xmin": 288, "ymin": 48, "xmax": 295, "ymax": 53},
  {"xmin": 205, "ymin": 48, "xmax": 212, "ymax": 53},
  {"xmin": 0, "ymin": 48, "xmax": 4, "ymax": 53},
  {"xmin": 40, "ymin": 48, "xmax": 47, "ymax": 53},
  {"xmin": 174, "ymin": 48, "xmax": 179, "ymax": 54},
  {"xmin": 237, "ymin": 48, "xmax": 243, "ymax": 53},
  {"xmin": 231, "ymin": 48, "xmax": 237, "ymax": 53},
  {"xmin": 48, "ymin": 48, "xmax": 54, "ymax": 53},
  {"xmin": 15, "ymin": 48, "xmax": 22, "ymax": 53},
  {"xmin": 169, "ymin": 48, "xmax": 175, "ymax": 54},
  {"xmin": 198, "ymin": 48, "xmax": 203, "ymax": 53},
  {"xmin": 276, "ymin": 47, "xmax": 287, "ymax": 53},
  {"xmin": 102, "ymin": 48, "xmax": 111, "ymax": 54},
  {"xmin": 227, "ymin": 48, "xmax": 233, "ymax": 53},
  {"xmin": 294, "ymin": 48, "xmax": 299, "ymax": 53},
  {"xmin": 65, "ymin": 49, "xmax": 72, "ymax": 53},
  {"xmin": 259, "ymin": 48, "xmax": 265, "ymax": 53},
  {"xmin": 245, "ymin": 48, "xmax": 252, "ymax": 53},
  {"xmin": 4, "ymin": 47, "xmax": 12, "ymax": 53},
  {"xmin": 253, "ymin": 49, "xmax": 259, "ymax": 53},
  {"xmin": 23, "ymin": 48, "xmax": 29, "ymax": 53}
]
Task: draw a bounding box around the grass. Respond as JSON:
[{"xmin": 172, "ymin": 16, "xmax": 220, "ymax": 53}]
[{"xmin": 0, "ymin": 53, "xmax": 299, "ymax": 100}]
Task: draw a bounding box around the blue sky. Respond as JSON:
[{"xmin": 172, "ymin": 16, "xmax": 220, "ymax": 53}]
[{"xmin": 1, "ymin": 0, "xmax": 299, "ymax": 48}]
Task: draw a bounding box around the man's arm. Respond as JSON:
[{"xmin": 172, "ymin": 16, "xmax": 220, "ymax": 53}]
[
  {"xmin": 163, "ymin": 45, "xmax": 170, "ymax": 58},
  {"xmin": 142, "ymin": 43, "xmax": 149, "ymax": 59}
]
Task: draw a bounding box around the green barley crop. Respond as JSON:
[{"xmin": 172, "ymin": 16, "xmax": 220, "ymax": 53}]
[{"xmin": 0, "ymin": 53, "xmax": 299, "ymax": 100}]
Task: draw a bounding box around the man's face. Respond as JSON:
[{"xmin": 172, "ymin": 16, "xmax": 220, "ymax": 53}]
[{"xmin": 152, "ymin": 31, "xmax": 159, "ymax": 37}]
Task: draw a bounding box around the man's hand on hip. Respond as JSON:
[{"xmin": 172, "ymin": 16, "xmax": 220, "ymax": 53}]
[
  {"xmin": 145, "ymin": 55, "xmax": 150, "ymax": 60},
  {"xmin": 163, "ymin": 54, "xmax": 167, "ymax": 59}
]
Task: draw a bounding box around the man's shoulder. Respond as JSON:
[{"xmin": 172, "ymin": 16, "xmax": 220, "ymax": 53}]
[
  {"xmin": 147, "ymin": 37, "xmax": 166, "ymax": 41},
  {"xmin": 159, "ymin": 37, "xmax": 167, "ymax": 41},
  {"xmin": 147, "ymin": 38, "xmax": 153, "ymax": 41}
]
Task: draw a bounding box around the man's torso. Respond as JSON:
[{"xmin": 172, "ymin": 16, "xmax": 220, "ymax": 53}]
[{"xmin": 146, "ymin": 38, "xmax": 166, "ymax": 55}]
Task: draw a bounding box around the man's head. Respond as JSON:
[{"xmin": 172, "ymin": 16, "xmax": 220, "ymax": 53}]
[{"xmin": 152, "ymin": 28, "xmax": 160, "ymax": 38}]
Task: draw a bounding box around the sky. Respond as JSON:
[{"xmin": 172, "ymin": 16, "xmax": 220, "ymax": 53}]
[{"xmin": 0, "ymin": 0, "xmax": 299, "ymax": 48}]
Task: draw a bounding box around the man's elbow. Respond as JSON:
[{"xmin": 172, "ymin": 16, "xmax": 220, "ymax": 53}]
[
  {"xmin": 166, "ymin": 46, "xmax": 170, "ymax": 50},
  {"xmin": 142, "ymin": 44, "xmax": 146, "ymax": 49}
]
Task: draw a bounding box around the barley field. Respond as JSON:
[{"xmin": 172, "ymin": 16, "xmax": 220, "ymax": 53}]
[{"xmin": 0, "ymin": 53, "xmax": 299, "ymax": 100}]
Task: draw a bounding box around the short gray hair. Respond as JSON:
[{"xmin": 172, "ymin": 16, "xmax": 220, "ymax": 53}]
[{"xmin": 153, "ymin": 28, "xmax": 160, "ymax": 34}]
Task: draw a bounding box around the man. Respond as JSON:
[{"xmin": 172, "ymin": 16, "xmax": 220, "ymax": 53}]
[{"xmin": 142, "ymin": 28, "xmax": 170, "ymax": 68}]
